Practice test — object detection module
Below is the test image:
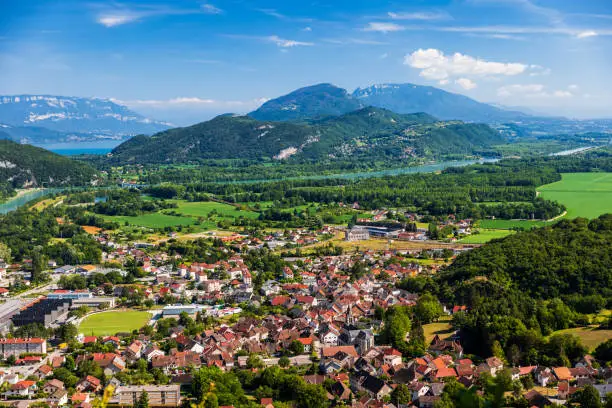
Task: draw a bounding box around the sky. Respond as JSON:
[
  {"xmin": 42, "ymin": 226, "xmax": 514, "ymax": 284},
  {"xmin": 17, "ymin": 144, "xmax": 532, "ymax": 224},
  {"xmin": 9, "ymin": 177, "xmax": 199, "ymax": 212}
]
[{"xmin": 1, "ymin": 0, "xmax": 612, "ymax": 125}]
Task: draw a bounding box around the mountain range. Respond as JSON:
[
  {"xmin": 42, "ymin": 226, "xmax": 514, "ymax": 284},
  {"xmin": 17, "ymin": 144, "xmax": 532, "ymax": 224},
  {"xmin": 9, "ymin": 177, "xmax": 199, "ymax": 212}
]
[
  {"xmin": 108, "ymin": 106, "xmax": 503, "ymax": 164},
  {"xmin": 250, "ymin": 83, "xmax": 529, "ymax": 123},
  {"xmin": 0, "ymin": 95, "xmax": 171, "ymax": 144}
]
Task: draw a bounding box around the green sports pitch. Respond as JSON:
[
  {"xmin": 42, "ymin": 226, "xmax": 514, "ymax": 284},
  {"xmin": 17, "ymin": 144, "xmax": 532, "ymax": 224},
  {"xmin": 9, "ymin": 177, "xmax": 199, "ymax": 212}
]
[{"xmin": 78, "ymin": 311, "xmax": 151, "ymax": 336}]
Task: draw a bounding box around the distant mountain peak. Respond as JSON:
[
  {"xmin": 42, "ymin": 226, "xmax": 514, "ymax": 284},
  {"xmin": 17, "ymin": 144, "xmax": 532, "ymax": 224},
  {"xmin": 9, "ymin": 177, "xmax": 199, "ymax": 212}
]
[
  {"xmin": 250, "ymin": 82, "xmax": 532, "ymax": 123},
  {"xmin": 249, "ymin": 83, "xmax": 362, "ymax": 122},
  {"xmin": 0, "ymin": 94, "xmax": 171, "ymax": 144}
]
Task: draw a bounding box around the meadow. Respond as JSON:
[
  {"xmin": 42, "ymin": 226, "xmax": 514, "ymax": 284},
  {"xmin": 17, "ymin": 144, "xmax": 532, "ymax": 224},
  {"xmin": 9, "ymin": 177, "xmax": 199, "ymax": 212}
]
[
  {"xmin": 170, "ymin": 200, "xmax": 260, "ymax": 219},
  {"xmin": 477, "ymin": 219, "xmax": 552, "ymax": 230},
  {"xmin": 458, "ymin": 229, "xmax": 515, "ymax": 244},
  {"xmin": 102, "ymin": 213, "xmax": 198, "ymax": 229},
  {"xmin": 538, "ymin": 172, "xmax": 612, "ymax": 219},
  {"xmin": 79, "ymin": 310, "xmax": 151, "ymax": 336}
]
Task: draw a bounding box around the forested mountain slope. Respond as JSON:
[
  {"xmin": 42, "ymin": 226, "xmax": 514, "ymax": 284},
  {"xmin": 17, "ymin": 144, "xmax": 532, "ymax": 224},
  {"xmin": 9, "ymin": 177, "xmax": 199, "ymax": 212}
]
[
  {"xmin": 0, "ymin": 139, "xmax": 96, "ymax": 190},
  {"xmin": 108, "ymin": 107, "xmax": 504, "ymax": 164}
]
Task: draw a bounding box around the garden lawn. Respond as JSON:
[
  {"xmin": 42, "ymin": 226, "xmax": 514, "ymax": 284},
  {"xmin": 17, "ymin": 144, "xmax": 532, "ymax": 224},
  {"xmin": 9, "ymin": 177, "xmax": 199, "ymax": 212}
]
[
  {"xmin": 538, "ymin": 172, "xmax": 612, "ymax": 219},
  {"xmin": 423, "ymin": 317, "xmax": 454, "ymax": 344},
  {"xmin": 79, "ymin": 311, "xmax": 151, "ymax": 336}
]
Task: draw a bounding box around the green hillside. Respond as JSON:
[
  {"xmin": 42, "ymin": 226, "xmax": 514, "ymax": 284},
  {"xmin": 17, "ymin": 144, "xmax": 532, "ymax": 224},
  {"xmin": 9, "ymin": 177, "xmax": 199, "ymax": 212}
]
[
  {"xmin": 0, "ymin": 139, "xmax": 96, "ymax": 194},
  {"xmin": 108, "ymin": 107, "xmax": 504, "ymax": 164}
]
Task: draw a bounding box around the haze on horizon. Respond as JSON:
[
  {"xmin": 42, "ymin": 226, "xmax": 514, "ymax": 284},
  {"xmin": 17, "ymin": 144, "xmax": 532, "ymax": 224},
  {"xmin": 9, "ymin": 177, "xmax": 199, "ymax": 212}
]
[{"xmin": 1, "ymin": 0, "xmax": 612, "ymax": 125}]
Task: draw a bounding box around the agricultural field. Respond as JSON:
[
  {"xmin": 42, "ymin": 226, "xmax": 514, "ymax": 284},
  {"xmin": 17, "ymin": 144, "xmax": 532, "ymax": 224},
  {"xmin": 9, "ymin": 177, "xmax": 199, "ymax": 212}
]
[
  {"xmin": 458, "ymin": 229, "xmax": 515, "ymax": 244},
  {"xmin": 79, "ymin": 310, "xmax": 151, "ymax": 336},
  {"xmin": 102, "ymin": 213, "xmax": 199, "ymax": 229},
  {"xmin": 538, "ymin": 172, "xmax": 612, "ymax": 219},
  {"xmin": 477, "ymin": 219, "xmax": 552, "ymax": 230},
  {"xmin": 169, "ymin": 200, "xmax": 260, "ymax": 219}
]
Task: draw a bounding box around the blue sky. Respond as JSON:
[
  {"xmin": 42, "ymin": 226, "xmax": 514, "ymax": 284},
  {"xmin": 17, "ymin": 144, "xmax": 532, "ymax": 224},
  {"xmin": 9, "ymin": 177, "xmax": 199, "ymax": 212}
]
[{"xmin": 1, "ymin": 0, "xmax": 611, "ymax": 124}]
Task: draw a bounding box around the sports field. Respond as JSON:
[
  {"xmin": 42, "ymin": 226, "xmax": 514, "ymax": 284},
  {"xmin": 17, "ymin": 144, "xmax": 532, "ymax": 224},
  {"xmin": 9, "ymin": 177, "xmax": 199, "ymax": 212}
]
[
  {"xmin": 79, "ymin": 311, "xmax": 151, "ymax": 336},
  {"xmin": 538, "ymin": 173, "xmax": 612, "ymax": 219}
]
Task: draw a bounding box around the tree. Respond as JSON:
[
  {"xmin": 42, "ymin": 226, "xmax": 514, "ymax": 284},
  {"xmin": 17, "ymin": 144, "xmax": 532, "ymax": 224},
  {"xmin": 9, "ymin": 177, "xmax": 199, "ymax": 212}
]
[
  {"xmin": 296, "ymin": 382, "xmax": 329, "ymax": 408},
  {"xmin": 279, "ymin": 356, "xmax": 291, "ymax": 368},
  {"xmin": 384, "ymin": 306, "xmax": 412, "ymax": 352},
  {"xmin": 31, "ymin": 245, "xmax": 48, "ymax": 283},
  {"xmin": 0, "ymin": 242, "xmax": 11, "ymax": 263},
  {"xmin": 391, "ymin": 384, "xmax": 411, "ymax": 405},
  {"xmin": 413, "ymin": 293, "xmax": 443, "ymax": 324},
  {"xmin": 290, "ymin": 340, "xmax": 305, "ymax": 355},
  {"xmin": 57, "ymin": 323, "xmax": 78, "ymax": 342},
  {"xmin": 246, "ymin": 354, "xmax": 264, "ymax": 369},
  {"xmin": 573, "ymin": 385, "xmax": 602, "ymax": 408},
  {"xmin": 135, "ymin": 391, "xmax": 150, "ymax": 408}
]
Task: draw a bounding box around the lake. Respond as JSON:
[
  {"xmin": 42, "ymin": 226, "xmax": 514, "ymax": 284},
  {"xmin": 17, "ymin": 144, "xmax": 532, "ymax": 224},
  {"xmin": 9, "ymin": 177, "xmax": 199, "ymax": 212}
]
[{"xmin": 39, "ymin": 140, "xmax": 121, "ymax": 156}]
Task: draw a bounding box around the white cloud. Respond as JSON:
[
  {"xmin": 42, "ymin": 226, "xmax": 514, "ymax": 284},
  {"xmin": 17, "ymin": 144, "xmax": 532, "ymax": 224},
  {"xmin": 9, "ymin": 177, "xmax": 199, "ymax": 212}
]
[
  {"xmin": 387, "ymin": 11, "xmax": 450, "ymax": 21},
  {"xmin": 497, "ymin": 84, "xmax": 573, "ymax": 98},
  {"xmin": 94, "ymin": 3, "xmax": 216, "ymax": 27},
  {"xmin": 364, "ymin": 22, "xmax": 405, "ymax": 33},
  {"xmin": 266, "ymin": 35, "xmax": 313, "ymax": 48},
  {"xmin": 114, "ymin": 97, "xmax": 268, "ymax": 109},
  {"xmin": 455, "ymin": 78, "xmax": 477, "ymax": 90},
  {"xmin": 303, "ymin": 26, "xmax": 312, "ymax": 32},
  {"xmin": 528, "ymin": 65, "xmax": 551, "ymax": 76},
  {"xmin": 408, "ymin": 25, "xmax": 612, "ymax": 38},
  {"xmin": 97, "ymin": 14, "xmax": 139, "ymax": 27},
  {"xmin": 553, "ymin": 90, "xmax": 572, "ymax": 98},
  {"xmin": 568, "ymin": 84, "xmax": 579, "ymax": 91},
  {"xmin": 438, "ymin": 79, "xmax": 450, "ymax": 85},
  {"xmin": 405, "ymin": 48, "xmax": 527, "ymax": 81},
  {"xmin": 225, "ymin": 34, "xmax": 314, "ymax": 48},
  {"xmin": 576, "ymin": 30, "xmax": 597, "ymax": 39},
  {"xmin": 497, "ymin": 84, "xmax": 544, "ymax": 97},
  {"xmin": 202, "ymin": 4, "xmax": 223, "ymax": 14}
]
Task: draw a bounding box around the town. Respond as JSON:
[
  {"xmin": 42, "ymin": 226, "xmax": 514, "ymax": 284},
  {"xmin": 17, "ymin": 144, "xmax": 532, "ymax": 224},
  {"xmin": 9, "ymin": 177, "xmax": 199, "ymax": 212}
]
[{"xmin": 0, "ymin": 212, "xmax": 610, "ymax": 408}]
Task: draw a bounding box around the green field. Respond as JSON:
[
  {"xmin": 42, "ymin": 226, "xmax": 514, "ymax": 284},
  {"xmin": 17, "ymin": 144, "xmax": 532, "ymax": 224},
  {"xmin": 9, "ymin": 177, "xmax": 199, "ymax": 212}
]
[
  {"xmin": 538, "ymin": 172, "xmax": 612, "ymax": 219},
  {"xmin": 478, "ymin": 219, "xmax": 552, "ymax": 230},
  {"xmin": 423, "ymin": 316, "xmax": 454, "ymax": 344},
  {"xmin": 458, "ymin": 229, "xmax": 515, "ymax": 244},
  {"xmin": 79, "ymin": 311, "xmax": 151, "ymax": 336},
  {"xmin": 103, "ymin": 213, "xmax": 198, "ymax": 228},
  {"xmin": 170, "ymin": 201, "xmax": 260, "ymax": 219},
  {"xmin": 550, "ymin": 327, "xmax": 612, "ymax": 351}
]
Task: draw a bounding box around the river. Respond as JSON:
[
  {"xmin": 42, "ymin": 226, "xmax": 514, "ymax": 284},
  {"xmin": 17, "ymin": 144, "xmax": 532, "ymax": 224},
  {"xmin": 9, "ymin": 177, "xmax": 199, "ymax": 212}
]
[
  {"xmin": 549, "ymin": 146, "xmax": 596, "ymax": 156},
  {"xmin": 0, "ymin": 189, "xmax": 60, "ymax": 215}
]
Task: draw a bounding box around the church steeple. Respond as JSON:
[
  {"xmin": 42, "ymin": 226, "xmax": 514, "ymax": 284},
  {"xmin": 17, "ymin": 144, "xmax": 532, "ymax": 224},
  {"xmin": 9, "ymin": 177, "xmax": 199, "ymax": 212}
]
[{"xmin": 346, "ymin": 304, "xmax": 355, "ymax": 325}]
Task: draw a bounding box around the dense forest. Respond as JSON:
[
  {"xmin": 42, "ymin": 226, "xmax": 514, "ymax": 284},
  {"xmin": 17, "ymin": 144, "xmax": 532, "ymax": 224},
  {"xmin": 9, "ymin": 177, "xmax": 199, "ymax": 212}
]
[
  {"xmin": 0, "ymin": 140, "xmax": 96, "ymax": 199},
  {"xmin": 395, "ymin": 215, "xmax": 612, "ymax": 365}
]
